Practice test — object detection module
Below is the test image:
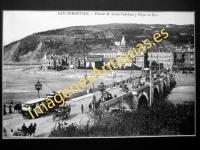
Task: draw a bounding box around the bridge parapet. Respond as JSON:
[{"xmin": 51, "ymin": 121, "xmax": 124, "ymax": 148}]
[
  {"xmin": 103, "ymin": 92, "xmax": 132, "ymax": 108},
  {"xmin": 135, "ymin": 84, "xmax": 149, "ymax": 92}
]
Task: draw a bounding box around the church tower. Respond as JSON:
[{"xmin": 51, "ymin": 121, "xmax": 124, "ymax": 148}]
[{"xmin": 120, "ymin": 35, "xmax": 127, "ymax": 50}]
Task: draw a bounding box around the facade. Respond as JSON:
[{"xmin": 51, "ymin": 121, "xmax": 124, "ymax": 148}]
[
  {"xmin": 68, "ymin": 56, "xmax": 78, "ymax": 68},
  {"xmin": 77, "ymin": 56, "xmax": 85, "ymax": 68},
  {"xmin": 183, "ymin": 45, "xmax": 195, "ymax": 67},
  {"xmin": 148, "ymin": 47, "xmax": 174, "ymax": 69},
  {"xmin": 89, "ymin": 50, "xmax": 117, "ymax": 59},
  {"xmin": 45, "ymin": 54, "xmax": 68, "ymax": 69},
  {"xmin": 135, "ymin": 52, "xmax": 145, "ymax": 68},
  {"xmin": 86, "ymin": 55, "xmax": 103, "ymax": 69},
  {"xmin": 173, "ymin": 44, "xmax": 195, "ymax": 67}
]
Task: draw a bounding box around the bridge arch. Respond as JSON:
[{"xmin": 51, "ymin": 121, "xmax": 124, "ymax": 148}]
[
  {"xmin": 163, "ymin": 81, "xmax": 167, "ymax": 92},
  {"xmin": 163, "ymin": 80, "xmax": 167, "ymax": 89},
  {"xmin": 138, "ymin": 94, "xmax": 148, "ymax": 108},
  {"xmin": 153, "ymin": 87, "xmax": 159, "ymax": 102},
  {"xmin": 163, "ymin": 82, "xmax": 167, "ymax": 96},
  {"xmin": 155, "ymin": 85, "xmax": 160, "ymax": 94}
]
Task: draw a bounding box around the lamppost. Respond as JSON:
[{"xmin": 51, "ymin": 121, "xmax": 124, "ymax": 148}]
[
  {"xmin": 132, "ymin": 63, "xmax": 135, "ymax": 90},
  {"xmin": 35, "ymin": 80, "xmax": 43, "ymax": 98},
  {"xmin": 149, "ymin": 61, "xmax": 152, "ymax": 106},
  {"xmin": 159, "ymin": 49, "xmax": 160, "ymax": 72},
  {"xmin": 85, "ymin": 55, "xmax": 89, "ymax": 93}
]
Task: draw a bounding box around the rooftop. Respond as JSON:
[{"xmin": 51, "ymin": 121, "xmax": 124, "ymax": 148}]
[
  {"xmin": 89, "ymin": 50, "xmax": 117, "ymax": 53},
  {"xmin": 148, "ymin": 47, "xmax": 172, "ymax": 53},
  {"xmin": 23, "ymin": 98, "xmax": 48, "ymax": 104}
]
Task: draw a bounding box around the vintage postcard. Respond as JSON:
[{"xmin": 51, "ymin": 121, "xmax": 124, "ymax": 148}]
[{"xmin": 3, "ymin": 11, "xmax": 195, "ymax": 138}]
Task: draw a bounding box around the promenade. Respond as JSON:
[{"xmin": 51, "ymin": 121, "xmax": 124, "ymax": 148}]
[{"xmin": 3, "ymin": 82, "xmax": 129, "ymax": 138}]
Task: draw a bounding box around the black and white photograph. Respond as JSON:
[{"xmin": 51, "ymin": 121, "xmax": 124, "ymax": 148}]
[{"xmin": 2, "ymin": 10, "xmax": 195, "ymax": 138}]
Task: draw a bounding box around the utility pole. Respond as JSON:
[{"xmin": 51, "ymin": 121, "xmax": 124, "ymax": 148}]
[
  {"xmin": 85, "ymin": 55, "xmax": 88, "ymax": 93},
  {"xmin": 149, "ymin": 61, "xmax": 152, "ymax": 106},
  {"xmin": 159, "ymin": 49, "xmax": 160, "ymax": 72},
  {"xmin": 121, "ymin": 96, "xmax": 123, "ymax": 114},
  {"xmin": 130, "ymin": 58, "xmax": 132, "ymax": 78}
]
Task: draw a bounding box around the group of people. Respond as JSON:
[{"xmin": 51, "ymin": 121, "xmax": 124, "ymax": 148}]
[
  {"xmin": 3, "ymin": 100, "xmax": 22, "ymax": 116},
  {"xmin": 87, "ymin": 93, "xmax": 116, "ymax": 112},
  {"xmin": 10, "ymin": 123, "xmax": 37, "ymax": 137}
]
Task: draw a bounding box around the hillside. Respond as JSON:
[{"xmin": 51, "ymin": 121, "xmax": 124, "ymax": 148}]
[{"xmin": 3, "ymin": 23, "xmax": 194, "ymax": 63}]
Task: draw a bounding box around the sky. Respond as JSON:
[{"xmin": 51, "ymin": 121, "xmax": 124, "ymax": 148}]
[{"xmin": 3, "ymin": 11, "xmax": 194, "ymax": 46}]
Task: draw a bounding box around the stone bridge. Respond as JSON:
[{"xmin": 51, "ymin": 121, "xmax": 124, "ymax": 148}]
[{"xmin": 103, "ymin": 73, "xmax": 176, "ymax": 110}]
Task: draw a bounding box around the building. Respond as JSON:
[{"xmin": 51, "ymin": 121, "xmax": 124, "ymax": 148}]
[
  {"xmin": 135, "ymin": 52, "xmax": 145, "ymax": 69},
  {"xmin": 86, "ymin": 55, "xmax": 104, "ymax": 69},
  {"xmin": 89, "ymin": 50, "xmax": 117, "ymax": 59},
  {"xmin": 148, "ymin": 47, "xmax": 174, "ymax": 69},
  {"xmin": 172, "ymin": 44, "xmax": 195, "ymax": 67},
  {"xmin": 120, "ymin": 35, "xmax": 127, "ymax": 50},
  {"xmin": 67, "ymin": 55, "xmax": 78, "ymax": 68},
  {"xmin": 183, "ymin": 44, "xmax": 195, "ymax": 67},
  {"xmin": 45, "ymin": 54, "xmax": 68, "ymax": 70}
]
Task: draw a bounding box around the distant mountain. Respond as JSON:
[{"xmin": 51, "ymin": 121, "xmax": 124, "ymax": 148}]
[{"xmin": 3, "ymin": 23, "xmax": 194, "ymax": 63}]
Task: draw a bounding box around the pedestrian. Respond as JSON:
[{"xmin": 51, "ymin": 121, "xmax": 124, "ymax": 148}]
[
  {"xmin": 32, "ymin": 123, "xmax": 37, "ymax": 137},
  {"xmin": 3, "ymin": 104, "xmax": 7, "ymax": 116},
  {"xmin": 3, "ymin": 127, "xmax": 7, "ymax": 137},
  {"xmin": 89, "ymin": 103, "xmax": 92, "ymax": 112},
  {"xmin": 95, "ymin": 101, "xmax": 98, "ymax": 110},
  {"xmin": 66, "ymin": 105, "xmax": 69, "ymax": 111},
  {"xmin": 22, "ymin": 123, "xmax": 27, "ymax": 136},
  {"xmin": 10, "ymin": 100, "xmax": 14, "ymax": 106},
  {"xmin": 81, "ymin": 104, "xmax": 84, "ymax": 114},
  {"xmin": 92, "ymin": 94, "xmax": 96, "ymax": 110},
  {"xmin": 10, "ymin": 129, "xmax": 15, "ymax": 136},
  {"xmin": 9, "ymin": 104, "xmax": 12, "ymax": 114},
  {"xmin": 93, "ymin": 94, "xmax": 96, "ymax": 101},
  {"xmin": 14, "ymin": 102, "xmax": 18, "ymax": 113},
  {"xmin": 28, "ymin": 123, "xmax": 33, "ymax": 137},
  {"xmin": 68, "ymin": 104, "xmax": 71, "ymax": 115},
  {"xmin": 18, "ymin": 102, "xmax": 22, "ymax": 114}
]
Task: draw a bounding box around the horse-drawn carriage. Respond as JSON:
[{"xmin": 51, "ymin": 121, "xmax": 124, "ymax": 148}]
[{"xmin": 53, "ymin": 106, "xmax": 70, "ymax": 122}]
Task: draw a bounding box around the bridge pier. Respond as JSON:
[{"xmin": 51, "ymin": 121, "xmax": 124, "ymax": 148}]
[
  {"xmin": 170, "ymin": 73, "xmax": 176, "ymax": 87},
  {"xmin": 159, "ymin": 78, "xmax": 164, "ymax": 100},
  {"xmin": 132, "ymin": 91, "xmax": 138, "ymax": 110}
]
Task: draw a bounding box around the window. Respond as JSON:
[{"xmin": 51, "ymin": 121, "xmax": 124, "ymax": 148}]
[
  {"xmin": 71, "ymin": 61, "xmax": 73, "ymax": 64},
  {"xmin": 191, "ymin": 54, "xmax": 194, "ymax": 60},
  {"xmin": 191, "ymin": 60, "xmax": 194, "ymax": 65}
]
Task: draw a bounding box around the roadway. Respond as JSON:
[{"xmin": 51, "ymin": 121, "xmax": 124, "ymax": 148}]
[{"xmin": 3, "ymin": 84, "xmax": 129, "ymax": 138}]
